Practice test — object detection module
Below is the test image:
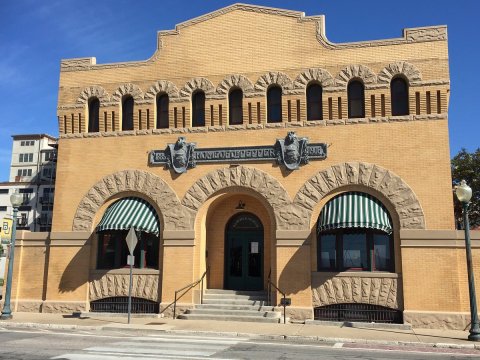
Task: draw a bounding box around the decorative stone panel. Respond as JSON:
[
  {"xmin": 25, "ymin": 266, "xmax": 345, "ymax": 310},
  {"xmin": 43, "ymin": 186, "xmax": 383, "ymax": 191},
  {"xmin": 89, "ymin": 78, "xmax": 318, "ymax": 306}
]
[
  {"xmin": 294, "ymin": 68, "xmax": 335, "ymax": 89},
  {"xmin": 181, "ymin": 166, "xmax": 308, "ymax": 230},
  {"xmin": 72, "ymin": 169, "xmax": 192, "ymax": 232},
  {"xmin": 89, "ymin": 274, "xmax": 159, "ymax": 302},
  {"xmin": 216, "ymin": 74, "xmax": 254, "ymax": 95},
  {"xmin": 76, "ymin": 85, "xmax": 110, "ymax": 105},
  {"xmin": 111, "ymin": 83, "xmax": 144, "ymax": 103},
  {"xmin": 312, "ymin": 276, "xmax": 399, "ymax": 309},
  {"xmin": 294, "ymin": 162, "xmax": 426, "ymax": 230},
  {"xmin": 335, "ymin": 65, "xmax": 376, "ymax": 87},
  {"xmin": 255, "ymin": 71, "xmax": 293, "ymax": 92},
  {"xmin": 378, "ymin": 62, "xmax": 422, "ymax": 84}
]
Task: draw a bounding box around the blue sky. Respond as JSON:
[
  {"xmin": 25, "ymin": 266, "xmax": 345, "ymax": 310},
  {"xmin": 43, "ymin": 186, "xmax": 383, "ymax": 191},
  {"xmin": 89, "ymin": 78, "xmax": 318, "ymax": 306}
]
[{"xmin": 0, "ymin": 0, "xmax": 477, "ymax": 181}]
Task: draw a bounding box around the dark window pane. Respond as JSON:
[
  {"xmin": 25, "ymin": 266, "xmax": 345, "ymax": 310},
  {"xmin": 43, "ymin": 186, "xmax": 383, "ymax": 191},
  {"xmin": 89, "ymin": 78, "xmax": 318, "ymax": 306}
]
[
  {"xmin": 267, "ymin": 86, "xmax": 282, "ymax": 123},
  {"xmin": 374, "ymin": 233, "xmax": 393, "ymax": 271},
  {"xmin": 192, "ymin": 91, "xmax": 205, "ymax": 127},
  {"xmin": 156, "ymin": 94, "xmax": 169, "ymax": 128},
  {"xmin": 391, "ymin": 78, "xmax": 409, "ymax": 116},
  {"xmin": 88, "ymin": 98, "xmax": 100, "ymax": 132},
  {"xmin": 307, "ymin": 84, "xmax": 323, "ymax": 120},
  {"xmin": 318, "ymin": 234, "xmax": 336, "ymax": 270},
  {"xmin": 229, "ymin": 89, "xmax": 243, "ymax": 125},
  {"xmin": 348, "ymin": 81, "xmax": 365, "ymax": 118},
  {"xmin": 343, "ymin": 232, "xmax": 367, "ymax": 270},
  {"xmin": 122, "ymin": 96, "xmax": 134, "ymax": 131}
]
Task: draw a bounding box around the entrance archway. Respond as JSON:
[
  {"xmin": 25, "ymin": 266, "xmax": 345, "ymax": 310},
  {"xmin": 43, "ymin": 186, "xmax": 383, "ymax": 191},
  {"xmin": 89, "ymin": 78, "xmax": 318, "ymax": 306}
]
[{"xmin": 225, "ymin": 212, "xmax": 264, "ymax": 291}]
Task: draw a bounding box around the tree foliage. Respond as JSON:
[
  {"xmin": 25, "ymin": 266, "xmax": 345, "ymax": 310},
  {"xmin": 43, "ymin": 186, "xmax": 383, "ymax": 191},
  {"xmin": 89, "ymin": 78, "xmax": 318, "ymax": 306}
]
[{"xmin": 451, "ymin": 148, "xmax": 480, "ymax": 229}]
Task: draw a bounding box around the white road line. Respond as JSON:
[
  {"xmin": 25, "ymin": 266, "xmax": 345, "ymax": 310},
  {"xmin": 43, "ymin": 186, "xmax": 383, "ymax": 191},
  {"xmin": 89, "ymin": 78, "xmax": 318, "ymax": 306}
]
[{"xmin": 333, "ymin": 342, "xmax": 344, "ymax": 348}]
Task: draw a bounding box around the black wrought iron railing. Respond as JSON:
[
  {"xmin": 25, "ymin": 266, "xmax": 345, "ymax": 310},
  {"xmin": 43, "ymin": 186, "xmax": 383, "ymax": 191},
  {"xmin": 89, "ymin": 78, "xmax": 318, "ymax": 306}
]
[
  {"xmin": 90, "ymin": 296, "xmax": 159, "ymax": 314},
  {"xmin": 314, "ymin": 303, "xmax": 403, "ymax": 324},
  {"xmin": 267, "ymin": 269, "xmax": 287, "ymax": 324},
  {"xmin": 173, "ymin": 268, "xmax": 208, "ymax": 319}
]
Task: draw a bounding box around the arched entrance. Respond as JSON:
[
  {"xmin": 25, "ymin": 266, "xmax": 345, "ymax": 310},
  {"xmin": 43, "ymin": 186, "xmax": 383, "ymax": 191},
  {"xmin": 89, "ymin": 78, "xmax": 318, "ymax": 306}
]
[{"xmin": 225, "ymin": 212, "xmax": 264, "ymax": 291}]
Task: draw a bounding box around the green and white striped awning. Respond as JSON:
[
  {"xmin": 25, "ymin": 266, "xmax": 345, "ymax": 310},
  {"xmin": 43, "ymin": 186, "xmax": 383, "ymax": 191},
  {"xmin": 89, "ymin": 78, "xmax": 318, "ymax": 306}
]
[
  {"xmin": 96, "ymin": 197, "xmax": 160, "ymax": 235},
  {"xmin": 317, "ymin": 192, "xmax": 392, "ymax": 234}
]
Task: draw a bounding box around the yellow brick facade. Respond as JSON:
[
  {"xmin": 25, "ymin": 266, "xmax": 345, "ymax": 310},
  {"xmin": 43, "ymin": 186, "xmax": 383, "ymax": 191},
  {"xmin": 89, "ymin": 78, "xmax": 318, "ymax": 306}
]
[{"xmin": 5, "ymin": 4, "xmax": 479, "ymax": 329}]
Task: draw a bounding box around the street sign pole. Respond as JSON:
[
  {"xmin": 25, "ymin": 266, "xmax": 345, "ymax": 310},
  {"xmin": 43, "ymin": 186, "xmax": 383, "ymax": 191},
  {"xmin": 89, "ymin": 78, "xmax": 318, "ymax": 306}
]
[{"xmin": 125, "ymin": 227, "xmax": 138, "ymax": 324}]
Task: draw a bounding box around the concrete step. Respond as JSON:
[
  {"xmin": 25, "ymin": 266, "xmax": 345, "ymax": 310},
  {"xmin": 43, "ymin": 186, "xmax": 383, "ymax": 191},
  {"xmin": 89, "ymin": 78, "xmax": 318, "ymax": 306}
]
[
  {"xmin": 203, "ymin": 293, "xmax": 267, "ymax": 301},
  {"xmin": 186, "ymin": 308, "xmax": 281, "ymax": 318},
  {"xmin": 196, "ymin": 304, "xmax": 274, "ymax": 311},
  {"xmin": 177, "ymin": 313, "xmax": 281, "ymax": 323},
  {"xmin": 204, "ymin": 289, "xmax": 267, "ymax": 296},
  {"xmin": 202, "ymin": 299, "xmax": 266, "ymax": 306}
]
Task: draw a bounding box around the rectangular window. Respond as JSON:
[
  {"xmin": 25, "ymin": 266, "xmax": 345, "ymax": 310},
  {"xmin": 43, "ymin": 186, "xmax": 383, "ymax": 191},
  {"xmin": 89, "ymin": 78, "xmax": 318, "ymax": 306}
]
[
  {"xmin": 19, "ymin": 188, "xmax": 33, "ymax": 193},
  {"xmin": 218, "ymin": 105, "xmax": 222, "ymax": 126},
  {"xmin": 318, "ymin": 234, "xmax": 336, "ymax": 270},
  {"xmin": 0, "ymin": 206, "xmax": 7, "ymax": 211},
  {"xmin": 42, "ymin": 204, "xmax": 54, "ymax": 212},
  {"xmin": 287, "ymin": 100, "xmax": 291, "ymax": 122},
  {"xmin": 380, "ymin": 94, "xmax": 386, "ymax": 117},
  {"xmin": 436, "ymin": 90, "xmax": 441, "ymax": 114},
  {"xmin": 248, "ymin": 103, "xmax": 252, "ymax": 124},
  {"xmin": 337, "ymin": 97, "xmax": 342, "ymax": 119},
  {"xmin": 296, "ymin": 99, "xmax": 301, "ymax": 121},
  {"xmin": 256, "ymin": 102, "xmax": 261, "ymax": 123},
  {"xmin": 0, "ymin": 189, "xmax": 8, "ymax": 194},
  {"xmin": 27, "ymin": 169, "xmax": 32, "ymax": 176},
  {"xmin": 18, "ymin": 206, "xmax": 31, "ymax": 211},
  {"xmin": 20, "ymin": 141, "xmax": 25, "ymax": 146},
  {"xmin": 371, "ymin": 95, "xmax": 376, "ymax": 117},
  {"xmin": 328, "ymin": 97, "xmax": 333, "ymax": 120},
  {"xmin": 415, "ymin": 92, "xmax": 420, "ymax": 115},
  {"xmin": 343, "ymin": 232, "xmax": 368, "ymax": 270},
  {"xmin": 373, "ymin": 233, "xmax": 392, "ymax": 272},
  {"xmin": 44, "ymin": 151, "xmax": 55, "ymax": 161}
]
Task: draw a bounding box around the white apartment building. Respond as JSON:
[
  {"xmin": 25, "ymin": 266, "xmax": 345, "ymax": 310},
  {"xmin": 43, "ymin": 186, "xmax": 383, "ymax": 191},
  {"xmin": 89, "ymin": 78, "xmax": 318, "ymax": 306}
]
[{"xmin": 0, "ymin": 134, "xmax": 57, "ymax": 233}]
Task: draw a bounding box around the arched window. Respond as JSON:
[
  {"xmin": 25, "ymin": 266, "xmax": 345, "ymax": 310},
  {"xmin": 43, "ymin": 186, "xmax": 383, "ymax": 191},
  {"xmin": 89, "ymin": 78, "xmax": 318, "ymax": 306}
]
[
  {"xmin": 96, "ymin": 197, "xmax": 160, "ymax": 270},
  {"xmin": 267, "ymin": 86, "xmax": 282, "ymax": 123},
  {"xmin": 391, "ymin": 77, "xmax": 409, "ymax": 116},
  {"xmin": 229, "ymin": 88, "xmax": 243, "ymax": 125},
  {"xmin": 88, "ymin": 97, "xmax": 100, "ymax": 133},
  {"xmin": 317, "ymin": 192, "xmax": 394, "ymax": 272},
  {"xmin": 192, "ymin": 91, "xmax": 205, "ymax": 127},
  {"xmin": 348, "ymin": 81, "xmax": 365, "ymax": 118},
  {"xmin": 156, "ymin": 93, "xmax": 169, "ymax": 128},
  {"xmin": 122, "ymin": 95, "xmax": 134, "ymax": 131},
  {"xmin": 307, "ymin": 83, "xmax": 323, "ymax": 120}
]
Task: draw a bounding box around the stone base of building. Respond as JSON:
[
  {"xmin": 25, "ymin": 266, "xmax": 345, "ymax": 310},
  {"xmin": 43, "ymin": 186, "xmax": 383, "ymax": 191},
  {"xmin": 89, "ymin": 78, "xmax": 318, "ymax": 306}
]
[
  {"xmin": 160, "ymin": 302, "xmax": 194, "ymax": 318},
  {"xmin": 404, "ymin": 310, "xmax": 475, "ymax": 330},
  {"xmin": 274, "ymin": 306, "xmax": 313, "ymax": 321},
  {"xmin": 0, "ymin": 300, "xmax": 87, "ymax": 314}
]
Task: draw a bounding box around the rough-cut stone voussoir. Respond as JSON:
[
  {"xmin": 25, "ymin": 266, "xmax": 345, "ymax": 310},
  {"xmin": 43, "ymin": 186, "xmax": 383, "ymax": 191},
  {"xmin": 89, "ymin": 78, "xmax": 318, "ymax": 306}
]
[
  {"xmin": 180, "ymin": 77, "xmax": 215, "ymax": 97},
  {"xmin": 294, "ymin": 68, "xmax": 335, "ymax": 89},
  {"xmin": 377, "ymin": 61, "xmax": 422, "ymax": 84},
  {"xmin": 335, "ymin": 64, "xmax": 376, "ymax": 87},
  {"xmin": 294, "ymin": 162, "xmax": 425, "ymax": 230},
  {"xmin": 89, "ymin": 273, "xmax": 159, "ymax": 302},
  {"xmin": 216, "ymin": 74, "xmax": 254, "ymax": 95},
  {"xmin": 144, "ymin": 80, "xmax": 180, "ymax": 99},
  {"xmin": 182, "ymin": 166, "xmax": 298, "ymax": 229},
  {"xmin": 72, "ymin": 169, "xmax": 186, "ymax": 232},
  {"xmin": 111, "ymin": 83, "xmax": 144, "ymax": 103},
  {"xmin": 255, "ymin": 71, "xmax": 293, "ymax": 92},
  {"xmin": 312, "ymin": 276, "xmax": 399, "ymax": 309},
  {"xmin": 76, "ymin": 85, "xmax": 110, "ymax": 105}
]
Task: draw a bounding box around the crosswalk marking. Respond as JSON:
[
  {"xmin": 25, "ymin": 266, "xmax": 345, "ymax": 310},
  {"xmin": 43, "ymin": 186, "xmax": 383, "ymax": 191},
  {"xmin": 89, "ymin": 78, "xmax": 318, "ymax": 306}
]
[{"xmin": 52, "ymin": 333, "xmax": 246, "ymax": 360}]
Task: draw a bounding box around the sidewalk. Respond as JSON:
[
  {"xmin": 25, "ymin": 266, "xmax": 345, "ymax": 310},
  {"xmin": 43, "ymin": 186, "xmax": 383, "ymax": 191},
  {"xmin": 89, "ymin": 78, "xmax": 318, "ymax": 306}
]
[{"xmin": 1, "ymin": 312, "xmax": 479, "ymax": 351}]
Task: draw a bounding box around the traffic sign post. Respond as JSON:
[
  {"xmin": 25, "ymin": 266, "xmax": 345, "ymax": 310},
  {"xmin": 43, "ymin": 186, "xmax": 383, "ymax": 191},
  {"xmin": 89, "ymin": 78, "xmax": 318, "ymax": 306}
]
[{"xmin": 125, "ymin": 227, "xmax": 138, "ymax": 324}]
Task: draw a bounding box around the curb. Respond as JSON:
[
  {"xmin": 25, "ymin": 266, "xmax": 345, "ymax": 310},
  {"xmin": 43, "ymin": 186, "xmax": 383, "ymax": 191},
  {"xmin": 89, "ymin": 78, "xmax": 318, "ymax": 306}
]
[{"xmin": 1, "ymin": 321, "xmax": 479, "ymax": 350}]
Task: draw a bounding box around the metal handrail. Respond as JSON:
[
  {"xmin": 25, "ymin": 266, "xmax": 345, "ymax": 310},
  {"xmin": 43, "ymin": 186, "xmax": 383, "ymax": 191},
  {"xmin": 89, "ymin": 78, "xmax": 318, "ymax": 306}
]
[
  {"xmin": 173, "ymin": 267, "xmax": 208, "ymax": 319},
  {"xmin": 267, "ymin": 269, "xmax": 287, "ymax": 324}
]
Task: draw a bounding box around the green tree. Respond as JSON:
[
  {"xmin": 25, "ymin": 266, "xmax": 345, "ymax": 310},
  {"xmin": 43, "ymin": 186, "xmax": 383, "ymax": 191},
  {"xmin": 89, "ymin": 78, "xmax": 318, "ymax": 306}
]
[{"xmin": 451, "ymin": 148, "xmax": 480, "ymax": 229}]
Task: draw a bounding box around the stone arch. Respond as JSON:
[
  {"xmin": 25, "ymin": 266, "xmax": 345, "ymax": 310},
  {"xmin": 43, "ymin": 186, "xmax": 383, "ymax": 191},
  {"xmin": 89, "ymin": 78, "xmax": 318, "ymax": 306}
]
[
  {"xmin": 144, "ymin": 80, "xmax": 179, "ymax": 100},
  {"xmin": 255, "ymin": 71, "xmax": 293, "ymax": 93},
  {"xmin": 294, "ymin": 162, "xmax": 425, "ymax": 230},
  {"xmin": 216, "ymin": 74, "xmax": 254, "ymax": 95},
  {"xmin": 181, "ymin": 166, "xmax": 308, "ymax": 230},
  {"xmin": 76, "ymin": 85, "xmax": 110, "ymax": 105},
  {"xmin": 378, "ymin": 61, "xmax": 422, "ymax": 85},
  {"xmin": 335, "ymin": 65, "xmax": 377, "ymax": 87},
  {"xmin": 72, "ymin": 169, "xmax": 193, "ymax": 232},
  {"xmin": 294, "ymin": 68, "xmax": 335, "ymax": 90},
  {"xmin": 111, "ymin": 83, "xmax": 144, "ymax": 103},
  {"xmin": 180, "ymin": 77, "xmax": 215, "ymax": 97}
]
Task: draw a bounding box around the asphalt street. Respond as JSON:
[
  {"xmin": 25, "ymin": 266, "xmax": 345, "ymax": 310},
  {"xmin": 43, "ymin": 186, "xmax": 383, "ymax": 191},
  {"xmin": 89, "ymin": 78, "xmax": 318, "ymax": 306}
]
[{"xmin": 0, "ymin": 326, "xmax": 478, "ymax": 360}]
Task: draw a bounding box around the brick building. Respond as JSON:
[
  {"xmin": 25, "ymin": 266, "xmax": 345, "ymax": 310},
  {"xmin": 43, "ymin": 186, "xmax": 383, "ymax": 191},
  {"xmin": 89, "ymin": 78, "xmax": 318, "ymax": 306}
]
[{"xmin": 4, "ymin": 4, "xmax": 478, "ymax": 329}]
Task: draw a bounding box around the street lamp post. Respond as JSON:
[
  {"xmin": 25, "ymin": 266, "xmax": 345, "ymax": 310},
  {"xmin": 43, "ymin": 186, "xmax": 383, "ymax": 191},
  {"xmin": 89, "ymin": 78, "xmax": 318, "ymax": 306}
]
[
  {"xmin": 455, "ymin": 180, "xmax": 480, "ymax": 341},
  {"xmin": 1, "ymin": 189, "xmax": 23, "ymax": 320}
]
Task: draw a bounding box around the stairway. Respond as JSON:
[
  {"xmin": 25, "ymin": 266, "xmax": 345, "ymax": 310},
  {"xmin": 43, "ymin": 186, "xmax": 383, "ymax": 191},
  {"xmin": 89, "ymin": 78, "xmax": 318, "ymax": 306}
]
[{"xmin": 177, "ymin": 289, "xmax": 283, "ymax": 323}]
